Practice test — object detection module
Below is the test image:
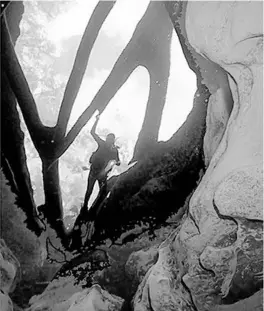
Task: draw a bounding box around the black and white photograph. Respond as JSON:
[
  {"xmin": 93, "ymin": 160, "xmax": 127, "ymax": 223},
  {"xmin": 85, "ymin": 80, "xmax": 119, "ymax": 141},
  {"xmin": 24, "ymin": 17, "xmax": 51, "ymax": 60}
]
[{"xmin": 1, "ymin": 0, "xmax": 263, "ymax": 310}]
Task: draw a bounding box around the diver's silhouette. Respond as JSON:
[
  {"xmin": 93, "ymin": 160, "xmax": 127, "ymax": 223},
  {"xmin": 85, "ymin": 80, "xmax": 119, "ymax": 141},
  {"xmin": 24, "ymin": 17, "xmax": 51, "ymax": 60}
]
[{"xmin": 81, "ymin": 113, "xmax": 120, "ymax": 216}]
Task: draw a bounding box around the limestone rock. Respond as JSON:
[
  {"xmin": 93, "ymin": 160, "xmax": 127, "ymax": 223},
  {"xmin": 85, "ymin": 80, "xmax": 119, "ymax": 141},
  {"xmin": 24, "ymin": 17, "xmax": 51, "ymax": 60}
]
[
  {"xmin": 131, "ymin": 2, "xmax": 263, "ymax": 311},
  {"xmin": 214, "ymin": 165, "xmax": 263, "ymax": 220},
  {"xmin": 133, "ymin": 230, "xmax": 194, "ymax": 311},
  {"xmin": 125, "ymin": 244, "xmax": 158, "ymax": 295},
  {"xmin": 77, "ymin": 225, "xmax": 177, "ymax": 301},
  {"xmin": 185, "ymin": 2, "xmax": 263, "ymax": 65},
  {"xmin": 0, "ymin": 171, "xmax": 46, "ymax": 307},
  {"xmin": 0, "ymin": 240, "xmax": 20, "ymax": 294},
  {"xmin": 13, "ymin": 302, "xmax": 24, "ymax": 311},
  {"xmin": 214, "ymin": 289, "xmax": 263, "ymax": 311},
  {"xmin": 28, "ymin": 274, "xmax": 86, "ymax": 310},
  {"xmin": 28, "ymin": 284, "xmax": 124, "ymax": 311},
  {"xmin": 155, "ymin": 1, "xmax": 264, "ymax": 310},
  {"xmin": 203, "ymin": 88, "xmax": 232, "ymax": 167},
  {"xmin": 0, "ymin": 291, "xmax": 13, "ymax": 311},
  {"xmin": 0, "ymin": 171, "xmax": 44, "ymax": 283},
  {"xmin": 28, "ymin": 247, "xmax": 112, "ymax": 309}
]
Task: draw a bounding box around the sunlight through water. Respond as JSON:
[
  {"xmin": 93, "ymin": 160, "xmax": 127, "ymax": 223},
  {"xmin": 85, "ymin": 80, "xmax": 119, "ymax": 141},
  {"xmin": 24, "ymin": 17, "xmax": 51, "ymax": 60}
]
[{"xmin": 16, "ymin": 0, "xmax": 196, "ymax": 212}]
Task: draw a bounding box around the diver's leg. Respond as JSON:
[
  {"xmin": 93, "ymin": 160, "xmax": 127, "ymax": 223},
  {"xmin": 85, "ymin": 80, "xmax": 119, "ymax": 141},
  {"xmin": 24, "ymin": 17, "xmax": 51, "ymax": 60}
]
[
  {"xmin": 82, "ymin": 171, "xmax": 97, "ymax": 213},
  {"xmin": 88, "ymin": 175, "xmax": 107, "ymax": 220},
  {"xmin": 98, "ymin": 174, "xmax": 108, "ymax": 198}
]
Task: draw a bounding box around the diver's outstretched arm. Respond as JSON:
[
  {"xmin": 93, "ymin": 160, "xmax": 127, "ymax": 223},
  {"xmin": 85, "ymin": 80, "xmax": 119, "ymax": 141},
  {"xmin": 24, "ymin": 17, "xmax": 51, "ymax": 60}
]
[{"xmin": 91, "ymin": 113, "xmax": 104, "ymax": 144}]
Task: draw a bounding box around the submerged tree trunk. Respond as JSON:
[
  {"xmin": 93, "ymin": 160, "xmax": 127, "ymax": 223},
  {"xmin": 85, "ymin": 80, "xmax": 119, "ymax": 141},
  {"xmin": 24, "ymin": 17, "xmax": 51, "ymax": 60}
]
[
  {"xmin": 63, "ymin": 2, "xmax": 173, "ymax": 160},
  {"xmin": 1, "ymin": 3, "xmax": 42, "ymax": 235},
  {"xmin": 41, "ymin": 159, "xmax": 67, "ymax": 242},
  {"xmin": 1, "ymin": 71, "xmax": 41, "ymax": 232},
  {"xmin": 1, "ymin": 2, "xmax": 115, "ymax": 245}
]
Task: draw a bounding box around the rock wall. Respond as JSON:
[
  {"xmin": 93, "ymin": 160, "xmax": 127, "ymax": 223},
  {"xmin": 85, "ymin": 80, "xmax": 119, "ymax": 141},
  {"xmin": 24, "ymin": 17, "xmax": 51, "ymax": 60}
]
[
  {"xmin": 28, "ymin": 284, "xmax": 124, "ymax": 311},
  {"xmin": 25, "ymin": 2, "xmax": 263, "ymax": 310},
  {"xmin": 0, "ymin": 239, "xmax": 20, "ymax": 311},
  {"xmin": 134, "ymin": 1, "xmax": 263, "ymax": 311},
  {"xmin": 2, "ymin": 1, "xmax": 262, "ymax": 310}
]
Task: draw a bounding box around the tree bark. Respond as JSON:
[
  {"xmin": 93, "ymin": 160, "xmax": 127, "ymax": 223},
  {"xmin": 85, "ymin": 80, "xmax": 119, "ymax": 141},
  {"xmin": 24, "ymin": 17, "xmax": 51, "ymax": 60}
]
[
  {"xmin": 41, "ymin": 159, "xmax": 67, "ymax": 242},
  {"xmin": 54, "ymin": 1, "xmax": 116, "ymax": 141},
  {"xmin": 1, "ymin": 70, "xmax": 41, "ymax": 230},
  {"xmin": 1, "ymin": 153, "xmax": 19, "ymax": 194},
  {"xmin": 1, "ymin": 4, "xmax": 42, "ymax": 234},
  {"xmin": 130, "ymin": 2, "xmax": 173, "ymax": 161},
  {"xmin": 1, "ymin": 2, "xmax": 115, "ymax": 243},
  {"xmin": 1, "ymin": 16, "xmax": 44, "ymax": 144}
]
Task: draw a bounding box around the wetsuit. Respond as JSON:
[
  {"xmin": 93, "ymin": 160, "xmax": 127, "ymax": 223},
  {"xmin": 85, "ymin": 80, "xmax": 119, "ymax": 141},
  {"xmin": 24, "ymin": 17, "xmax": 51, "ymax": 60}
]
[{"xmin": 82, "ymin": 120, "xmax": 120, "ymax": 211}]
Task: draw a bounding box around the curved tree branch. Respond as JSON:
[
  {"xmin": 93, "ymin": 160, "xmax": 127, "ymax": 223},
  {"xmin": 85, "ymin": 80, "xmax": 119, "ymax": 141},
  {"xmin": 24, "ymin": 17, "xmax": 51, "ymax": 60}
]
[
  {"xmin": 165, "ymin": 1, "xmax": 228, "ymax": 95},
  {"xmin": 1, "ymin": 69, "xmax": 42, "ymax": 233},
  {"xmin": 165, "ymin": 2, "xmax": 201, "ymax": 79},
  {"xmin": 58, "ymin": 2, "xmax": 172, "ymax": 158},
  {"xmin": 54, "ymin": 1, "xmax": 116, "ymax": 141},
  {"xmin": 1, "ymin": 16, "xmax": 44, "ymax": 145},
  {"xmin": 58, "ymin": 56, "xmax": 139, "ymax": 157},
  {"xmin": 1, "ymin": 153, "xmax": 19, "ymax": 193}
]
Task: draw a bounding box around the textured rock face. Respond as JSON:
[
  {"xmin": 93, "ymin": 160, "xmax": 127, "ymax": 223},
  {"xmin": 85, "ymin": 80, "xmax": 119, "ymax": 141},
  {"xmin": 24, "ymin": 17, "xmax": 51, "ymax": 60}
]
[
  {"xmin": 133, "ymin": 229, "xmax": 193, "ymax": 311},
  {"xmin": 0, "ymin": 171, "xmax": 44, "ymax": 279},
  {"xmin": 0, "ymin": 240, "xmax": 20, "ymax": 311},
  {"xmin": 28, "ymin": 273, "xmax": 88, "ymax": 309},
  {"xmin": 203, "ymin": 88, "xmax": 231, "ymax": 167},
  {"xmin": 125, "ymin": 244, "xmax": 158, "ymax": 296},
  {"xmin": 135, "ymin": 2, "xmax": 263, "ymax": 311},
  {"xmin": 183, "ymin": 1, "xmax": 263, "ymax": 310},
  {"xmin": 0, "ymin": 239, "xmax": 20, "ymax": 294},
  {"xmin": 214, "ymin": 289, "xmax": 263, "ymax": 311},
  {"xmin": 2, "ymin": 2, "xmax": 262, "ymax": 310},
  {"xmin": 0, "ymin": 291, "xmax": 13, "ymax": 311},
  {"xmin": 0, "ymin": 170, "xmax": 47, "ymax": 308},
  {"xmin": 28, "ymin": 284, "xmax": 124, "ymax": 311}
]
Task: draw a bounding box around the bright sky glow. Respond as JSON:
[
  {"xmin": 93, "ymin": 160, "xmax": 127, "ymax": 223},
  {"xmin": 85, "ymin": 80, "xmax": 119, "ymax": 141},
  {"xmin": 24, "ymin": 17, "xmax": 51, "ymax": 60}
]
[
  {"xmin": 44, "ymin": 0, "xmax": 196, "ymax": 142},
  {"xmin": 17, "ymin": 0, "xmax": 196, "ymax": 210}
]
